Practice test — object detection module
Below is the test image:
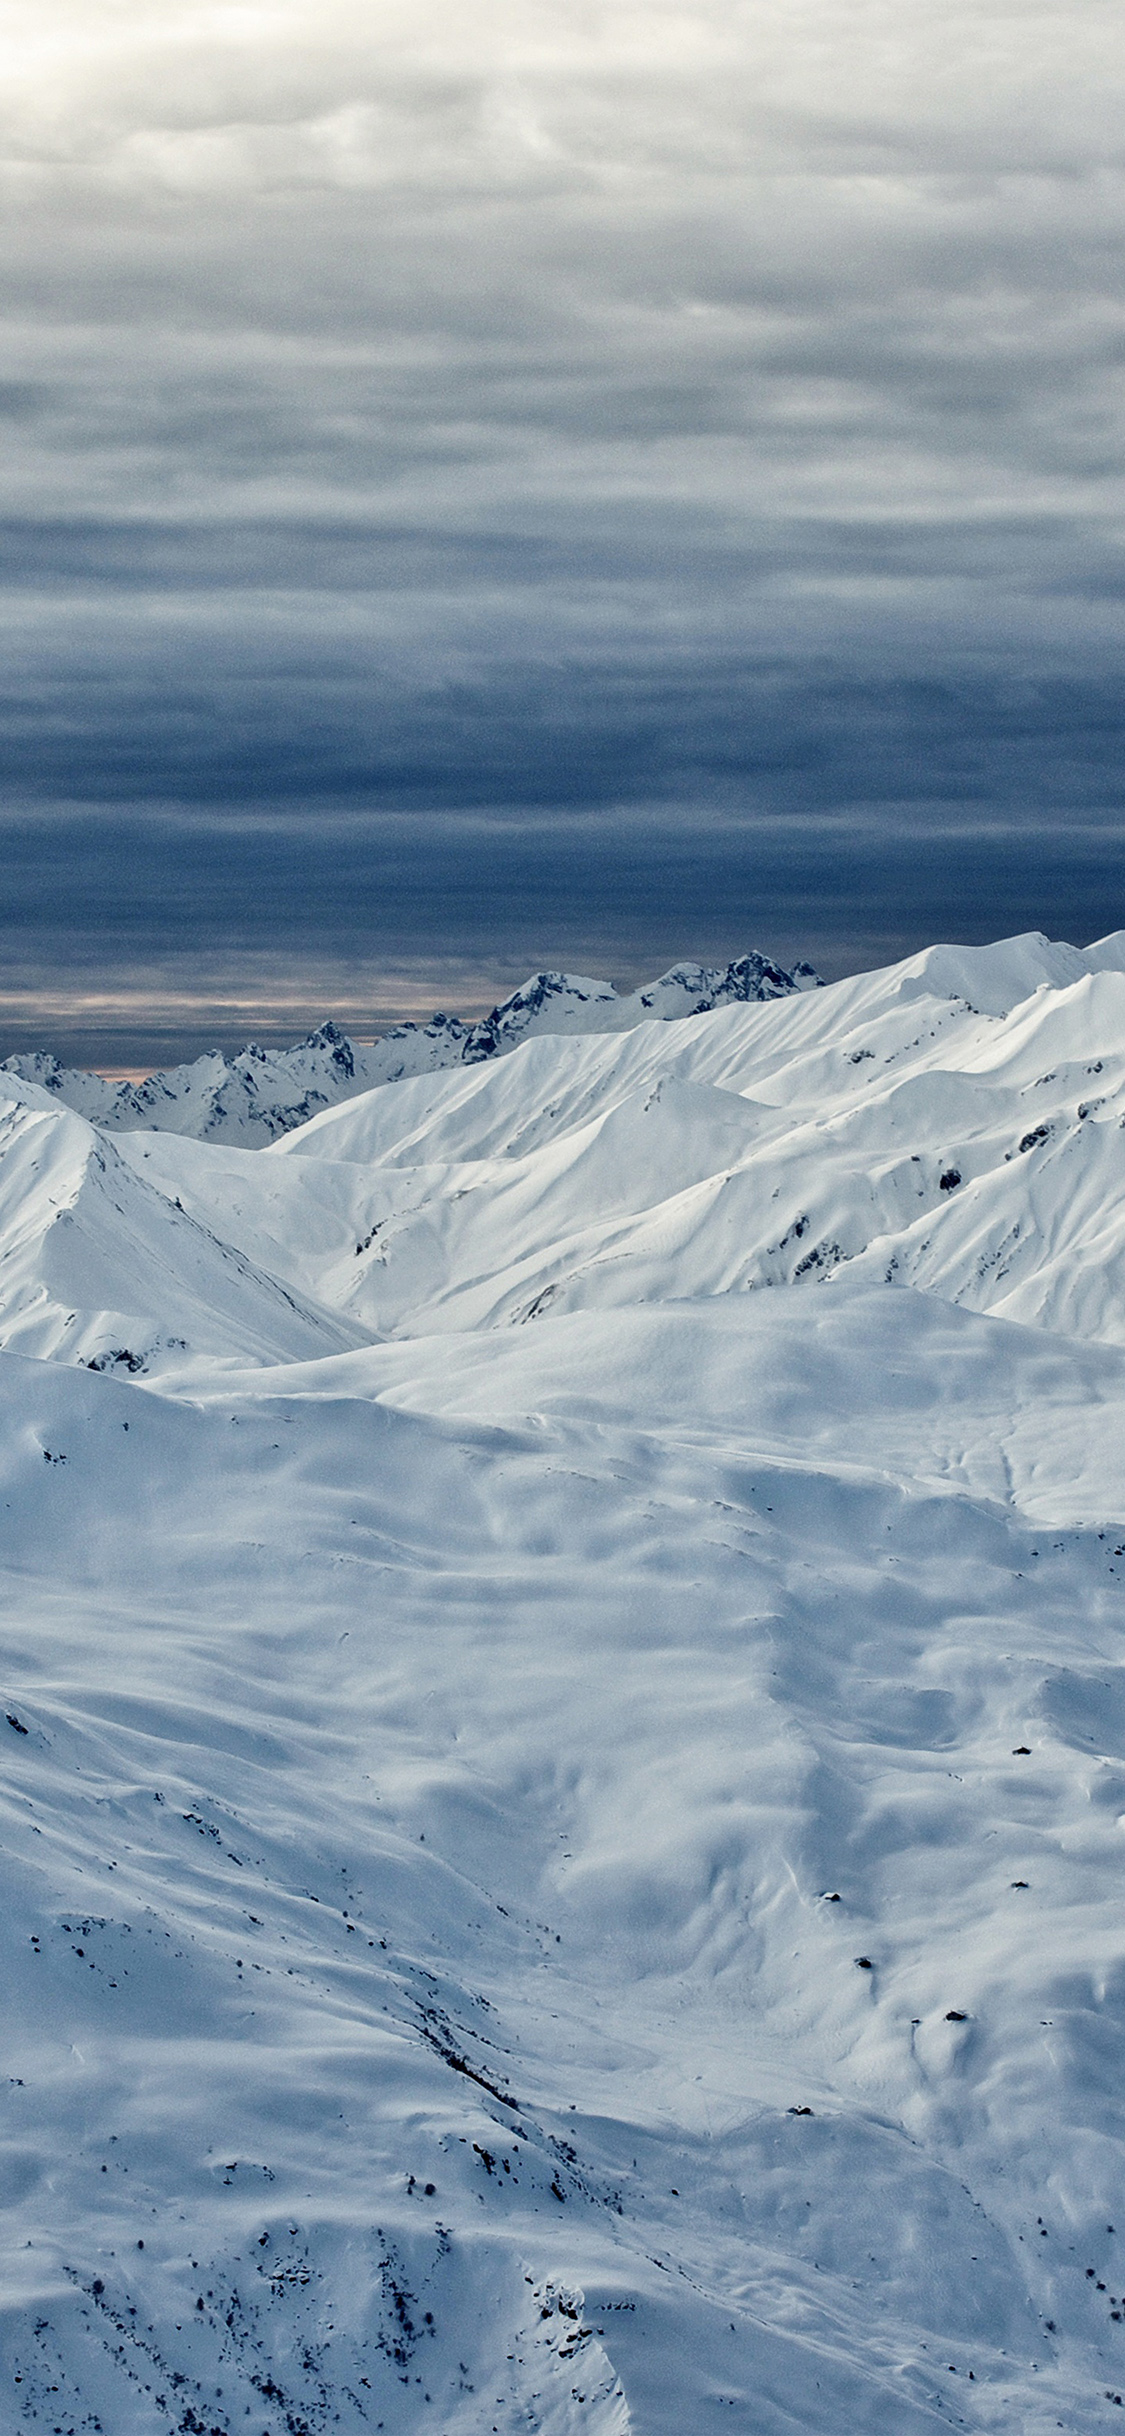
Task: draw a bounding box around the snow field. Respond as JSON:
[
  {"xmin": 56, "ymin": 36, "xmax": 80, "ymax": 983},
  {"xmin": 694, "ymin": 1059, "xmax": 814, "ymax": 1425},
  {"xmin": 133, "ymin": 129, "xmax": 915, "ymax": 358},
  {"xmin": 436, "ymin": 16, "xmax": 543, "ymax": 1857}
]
[{"xmin": 3, "ymin": 933, "xmax": 1125, "ymax": 2431}]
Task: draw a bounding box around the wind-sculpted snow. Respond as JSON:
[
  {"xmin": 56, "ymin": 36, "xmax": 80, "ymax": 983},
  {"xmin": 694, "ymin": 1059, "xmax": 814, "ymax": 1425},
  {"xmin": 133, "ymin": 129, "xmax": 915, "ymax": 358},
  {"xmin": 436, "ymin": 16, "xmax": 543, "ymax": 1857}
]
[{"xmin": 4, "ymin": 933, "xmax": 1125, "ymax": 2433}]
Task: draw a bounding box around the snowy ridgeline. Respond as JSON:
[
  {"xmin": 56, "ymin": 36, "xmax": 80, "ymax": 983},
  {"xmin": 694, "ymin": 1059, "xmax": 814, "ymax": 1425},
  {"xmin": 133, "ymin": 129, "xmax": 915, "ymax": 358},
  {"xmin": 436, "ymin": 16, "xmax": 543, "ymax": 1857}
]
[
  {"xmin": 7, "ymin": 930, "xmax": 1125, "ymax": 2435},
  {"xmin": 0, "ymin": 951, "xmax": 822, "ymax": 1144}
]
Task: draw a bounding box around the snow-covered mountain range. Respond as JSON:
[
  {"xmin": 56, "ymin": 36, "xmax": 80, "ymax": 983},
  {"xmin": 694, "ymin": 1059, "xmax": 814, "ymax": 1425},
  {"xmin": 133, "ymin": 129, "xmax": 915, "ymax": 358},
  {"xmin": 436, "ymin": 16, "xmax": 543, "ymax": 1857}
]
[
  {"xmin": 5, "ymin": 929, "xmax": 1125, "ymax": 2435},
  {"xmin": 0, "ymin": 950, "xmax": 821, "ymax": 1145}
]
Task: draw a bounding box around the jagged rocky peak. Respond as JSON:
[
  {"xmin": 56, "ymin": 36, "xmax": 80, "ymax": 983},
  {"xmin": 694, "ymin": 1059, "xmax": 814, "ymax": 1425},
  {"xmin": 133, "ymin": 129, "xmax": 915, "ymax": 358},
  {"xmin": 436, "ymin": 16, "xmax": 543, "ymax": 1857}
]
[
  {"xmin": 629, "ymin": 951, "xmax": 820, "ymax": 1016},
  {"xmin": 463, "ymin": 971, "xmax": 621, "ymax": 1060},
  {"xmin": 0, "ymin": 949, "xmax": 822, "ymax": 1145},
  {"xmin": 279, "ymin": 1020, "xmax": 355, "ymax": 1077}
]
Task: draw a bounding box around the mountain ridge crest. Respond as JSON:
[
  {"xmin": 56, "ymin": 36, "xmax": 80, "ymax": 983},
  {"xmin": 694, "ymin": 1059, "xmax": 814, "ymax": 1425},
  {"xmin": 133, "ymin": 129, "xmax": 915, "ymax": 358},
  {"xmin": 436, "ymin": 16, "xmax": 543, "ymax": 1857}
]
[{"xmin": 0, "ymin": 949, "xmax": 822, "ymax": 1144}]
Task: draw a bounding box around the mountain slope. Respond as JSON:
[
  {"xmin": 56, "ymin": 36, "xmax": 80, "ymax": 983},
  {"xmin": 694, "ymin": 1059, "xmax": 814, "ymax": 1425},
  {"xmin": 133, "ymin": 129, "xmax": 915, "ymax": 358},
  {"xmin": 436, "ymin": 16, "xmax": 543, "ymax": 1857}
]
[
  {"xmin": 0, "ymin": 1095, "xmax": 369, "ymax": 1373},
  {"xmin": 96, "ymin": 932, "xmax": 1125, "ymax": 1350},
  {"xmin": 4, "ymin": 931, "xmax": 1125, "ymax": 2434},
  {"xmin": 4, "ymin": 1288, "xmax": 1125, "ymax": 2432}
]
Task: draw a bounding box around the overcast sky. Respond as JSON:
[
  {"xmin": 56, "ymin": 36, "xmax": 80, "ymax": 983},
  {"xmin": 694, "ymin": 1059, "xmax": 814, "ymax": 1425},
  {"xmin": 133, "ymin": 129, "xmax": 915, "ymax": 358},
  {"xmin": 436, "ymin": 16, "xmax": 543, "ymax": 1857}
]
[{"xmin": 4, "ymin": 0, "xmax": 1125, "ymax": 1062}]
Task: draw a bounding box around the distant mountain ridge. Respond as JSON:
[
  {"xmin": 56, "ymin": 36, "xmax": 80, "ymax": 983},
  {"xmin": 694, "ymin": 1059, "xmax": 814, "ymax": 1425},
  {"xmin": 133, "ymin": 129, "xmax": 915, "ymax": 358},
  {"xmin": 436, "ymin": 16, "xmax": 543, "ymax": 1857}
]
[{"xmin": 0, "ymin": 949, "xmax": 821, "ymax": 1144}]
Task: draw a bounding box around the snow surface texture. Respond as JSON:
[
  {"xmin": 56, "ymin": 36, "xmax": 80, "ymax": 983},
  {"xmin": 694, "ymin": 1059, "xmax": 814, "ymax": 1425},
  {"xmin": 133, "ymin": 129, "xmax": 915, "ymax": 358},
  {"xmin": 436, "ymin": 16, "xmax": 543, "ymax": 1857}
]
[
  {"xmin": 0, "ymin": 953, "xmax": 821, "ymax": 1146},
  {"xmin": 5, "ymin": 930, "xmax": 1125, "ymax": 2434}
]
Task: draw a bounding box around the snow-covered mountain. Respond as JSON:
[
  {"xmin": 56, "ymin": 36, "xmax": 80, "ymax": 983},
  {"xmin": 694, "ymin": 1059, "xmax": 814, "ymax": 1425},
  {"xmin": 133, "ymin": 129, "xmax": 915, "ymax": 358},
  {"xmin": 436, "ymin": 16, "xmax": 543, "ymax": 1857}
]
[
  {"xmin": 96, "ymin": 923, "xmax": 1125, "ymax": 1357},
  {"xmin": 0, "ymin": 949, "xmax": 822, "ymax": 1145},
  {"xmin": 5, "ymin": 930, "xmax": 1125, "ymax": 2435}
]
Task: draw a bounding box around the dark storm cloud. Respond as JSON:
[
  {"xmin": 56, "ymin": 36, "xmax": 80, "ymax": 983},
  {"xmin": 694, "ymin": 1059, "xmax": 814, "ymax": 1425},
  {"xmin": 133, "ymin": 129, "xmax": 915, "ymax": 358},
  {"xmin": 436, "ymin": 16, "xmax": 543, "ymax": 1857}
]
[
  {"xmin": 3, "ymin": 798, "xmax": 1122, "ymax": 1068},
  {"xmin": 3, "ymin": 1, "xmax": 1125, "ymax": 1055}
]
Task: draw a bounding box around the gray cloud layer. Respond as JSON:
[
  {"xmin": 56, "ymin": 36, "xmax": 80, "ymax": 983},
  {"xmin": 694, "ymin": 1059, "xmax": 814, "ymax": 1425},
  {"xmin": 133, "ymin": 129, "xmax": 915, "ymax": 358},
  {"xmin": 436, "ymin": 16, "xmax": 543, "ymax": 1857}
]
[{"xmin": 3, "ymin": 1, "xmax": 1125, "ymax": 1054}]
